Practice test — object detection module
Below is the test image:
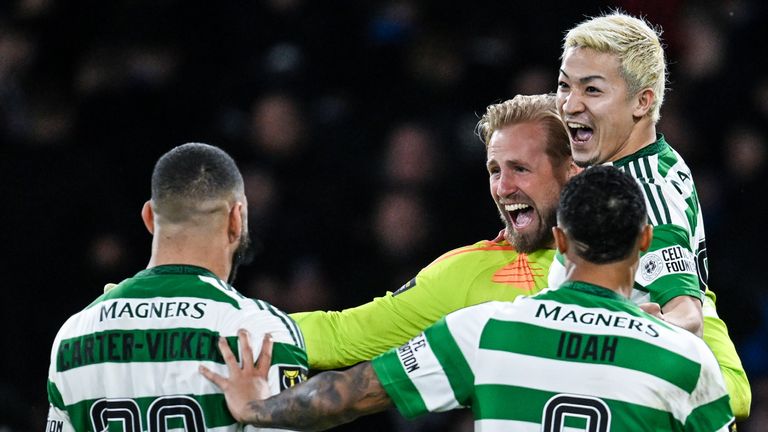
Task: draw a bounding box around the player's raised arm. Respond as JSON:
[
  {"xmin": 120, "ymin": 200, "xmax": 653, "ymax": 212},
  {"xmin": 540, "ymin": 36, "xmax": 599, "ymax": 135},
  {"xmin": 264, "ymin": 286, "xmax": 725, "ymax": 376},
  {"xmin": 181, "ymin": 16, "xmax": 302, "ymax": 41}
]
[
  {"xmin": 201, "ymin": 330, "xmax": 391, "ymax": 431},
  {"xmin": 289, "ymin": 254, "xmax": 467, "ymax": 369},
  {"xmin": 289, "ymin": 291, "xmax": 434, "ymax": 370}
]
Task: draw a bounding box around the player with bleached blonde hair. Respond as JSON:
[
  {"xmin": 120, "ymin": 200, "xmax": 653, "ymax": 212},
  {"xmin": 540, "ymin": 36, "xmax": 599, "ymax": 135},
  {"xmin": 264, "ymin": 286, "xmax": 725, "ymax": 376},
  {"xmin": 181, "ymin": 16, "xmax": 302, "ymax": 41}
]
[{"xmin": 551, "ymin": 11, "xmax": 751, "ymax": 420}]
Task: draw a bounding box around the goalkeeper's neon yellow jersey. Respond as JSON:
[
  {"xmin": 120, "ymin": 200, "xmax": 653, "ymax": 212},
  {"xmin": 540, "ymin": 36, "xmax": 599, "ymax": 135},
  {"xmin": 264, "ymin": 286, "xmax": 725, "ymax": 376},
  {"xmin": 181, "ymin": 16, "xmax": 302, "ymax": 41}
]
[
  {"xmin": 291, "ymin": 240, "xmax": 554, "ymax": 369},
  {"xmin": 291, "ymin": 237, "xmax": 751, "ymax": 420}
]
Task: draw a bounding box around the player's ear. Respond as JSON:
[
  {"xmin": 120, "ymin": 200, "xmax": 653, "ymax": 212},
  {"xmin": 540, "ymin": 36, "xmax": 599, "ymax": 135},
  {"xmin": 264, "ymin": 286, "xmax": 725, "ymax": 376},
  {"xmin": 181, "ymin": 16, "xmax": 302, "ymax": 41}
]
[
  {"xmin": 633, "ymin": 88, "xmax": 655, "ymax": 118},
  {"xmin": 553, "ymin": 226, "xmax": 568, "ymax": 255},
  {"xmin": 141, "ymin": 201, "xmax": 155, "ymax": 235},
  {"xmin": 639, "ymin": 224, "xmax": 653, "ymax": 252},
  {"xmin": 228, "ymin": 201, "xmax": 244, "ymax": 244},
  {"xmin": 567, "ymin": 160, "xmax": 582, "ymax": 179}
]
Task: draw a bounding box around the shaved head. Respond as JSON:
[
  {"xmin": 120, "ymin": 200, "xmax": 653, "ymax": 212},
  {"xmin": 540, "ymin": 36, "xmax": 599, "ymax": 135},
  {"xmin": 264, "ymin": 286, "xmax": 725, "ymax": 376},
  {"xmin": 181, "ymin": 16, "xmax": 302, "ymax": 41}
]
[{"xmin": 151, "ymin": 143, "xmax": 245, "ymax": 223}]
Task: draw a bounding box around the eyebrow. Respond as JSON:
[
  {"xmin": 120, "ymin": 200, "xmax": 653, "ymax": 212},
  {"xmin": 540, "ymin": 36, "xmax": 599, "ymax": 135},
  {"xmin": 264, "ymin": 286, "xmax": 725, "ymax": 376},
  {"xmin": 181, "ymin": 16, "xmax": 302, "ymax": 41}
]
[
  {"xmin": 559, "ymin": 69, "xmax": 606, "ymax": 84},
  {"xmin": 486, "ymin": 158, "xmax": 527, "ymax": 168}
]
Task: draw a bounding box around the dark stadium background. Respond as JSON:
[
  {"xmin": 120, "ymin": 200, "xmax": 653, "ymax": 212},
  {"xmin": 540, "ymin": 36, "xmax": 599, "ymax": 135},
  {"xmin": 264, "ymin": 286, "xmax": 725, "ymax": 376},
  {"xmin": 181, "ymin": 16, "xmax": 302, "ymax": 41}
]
[{"xmin": 2, "ymin": 0, "xmax": 767, "ymax": 430}]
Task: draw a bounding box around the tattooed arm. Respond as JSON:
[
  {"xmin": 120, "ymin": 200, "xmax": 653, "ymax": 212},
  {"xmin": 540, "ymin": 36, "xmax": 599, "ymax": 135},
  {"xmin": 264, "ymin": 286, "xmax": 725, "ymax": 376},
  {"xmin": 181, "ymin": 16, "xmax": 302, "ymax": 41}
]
[
  {"xmin": 246, "ymin": 362, "xmax": 390, "ymax": 430},
  {"xmin": 200, "ymin": 330, "xmax": 391, "ymax": 431}
]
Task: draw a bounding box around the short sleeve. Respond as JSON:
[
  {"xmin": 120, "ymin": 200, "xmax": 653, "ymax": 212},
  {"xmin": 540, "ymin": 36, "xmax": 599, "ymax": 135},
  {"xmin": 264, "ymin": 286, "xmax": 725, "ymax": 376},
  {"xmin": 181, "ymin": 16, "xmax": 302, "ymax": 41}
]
[
  {"xmin": 636, "ymin": 224, "xmax": 703, "ymax": 306},
  {"xmin": 372, "ymin": 302, "xmax": 498, "ymax": 419}
]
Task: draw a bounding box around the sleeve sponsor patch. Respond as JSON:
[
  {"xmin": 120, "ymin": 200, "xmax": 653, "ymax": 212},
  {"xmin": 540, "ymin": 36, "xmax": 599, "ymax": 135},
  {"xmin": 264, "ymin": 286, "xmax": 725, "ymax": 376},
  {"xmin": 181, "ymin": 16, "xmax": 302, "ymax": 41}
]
[
  {"xmin": 46, "ymin": 405, "xmax": 72, "ymax": 432},
  {"xmin": 46, "ymin": 420, "xmax": 64, "ymax": 432},
  {"xmin": 279, "ymin": 366, "xmax": 308, "ymax": 390},
  {"xmin": 397, "ymin": 333, "xmax": 429, "ymax": 374},
  {"xmin": 639, "ymin": 245, "xmax": 697, "ymax": 283}
]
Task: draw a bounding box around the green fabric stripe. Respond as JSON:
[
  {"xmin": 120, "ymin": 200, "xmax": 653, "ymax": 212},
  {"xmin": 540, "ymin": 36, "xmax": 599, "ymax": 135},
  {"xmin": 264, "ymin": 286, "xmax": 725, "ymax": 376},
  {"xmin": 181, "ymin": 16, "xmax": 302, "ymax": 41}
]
[
  {"xmin": 55, "ymin": 329, "xmax": 305, "ymax": 372},
  {"xmin": 479, "ymin": 319, "xmax": 700, "ymax": 392},
  {"xmin": 642, "ymin": 156, "xmax": 655, "ymax": 183},
  {"xmin": 683, "ymin": 395, "xmax": 734, "ymax": 431},
  {"xmin": 641, "ymin": 155, "xmax": 671, "ymax": 223},
  {"xmin": 650, "ymin": 225, "xmax": 693, "ymax": 252},
  {"xmin": 474, "ymin": 384, "xmax": 682, "ymax": 429},
  {"xmin": 655, "ymin": 184, "xmax": 672, "ymax": 224},
  {"xmin": 371, "ymin": 349, "xmax": 428, "ymax": 419},
  {"xmin": 626, "ymin": 158, "xmax": 669, "ymax": 225},
  {"xmin": 425, "ymin": 318, "xmax": 474, "ymax": 405},
  {"xmin": 642, "ymin": 182, "xmax": 664, "ymax": 225},
  {"xmin": 294, "ymin": 317, "xmax": 306, "ymax": 349},
  {"xmin": 225, "ymin": 336, "xmax": 308, "ymax": 368},
  {"xmin": 630, "ymin": 159, "xmax": 643, "ymax": 180},
  {"xmin": 565, "ymin": 416, "xmax": 587, "ymax": 428},
  {"xmin": 685, "ymin": 188, "xmax": 699, "ymax": 235},
  {"xmin": 656, "ymin": 144, "xmax": 674, "ymax": 177},
  {"xmin": 86, "ymin": 277, "xmax": 239, "ymax": 310},
  {"xmin": 47, "ymin": 379, "xmax": 65, "ymax": 409},
  {"xmin": 612, "ymin": 135, "xmax": 668, "ymax": 167},
  {"xmin": 252, "ymin": 298, "xmax": 265, "ymax": 311},
  {"xmin": 64, "ymin": 393, "xmax": 235, "ymax": 431},
  {"xmin": 473, "ymin": 384, "xmax": 549, "ymax": 423},
  {"xmin": 626, "ymin": 161, "xmax": 654, "ymax": 224},
  {"xmin": 271, "ymin": 342, "xmax": 308, "ymax": 367}
]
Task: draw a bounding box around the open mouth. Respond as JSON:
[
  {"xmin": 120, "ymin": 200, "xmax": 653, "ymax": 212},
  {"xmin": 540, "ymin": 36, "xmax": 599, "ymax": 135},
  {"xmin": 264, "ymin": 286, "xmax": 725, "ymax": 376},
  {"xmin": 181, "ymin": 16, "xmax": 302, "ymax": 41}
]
[
  {"xmin": 504, "ymin": 203, "xmax": 534, "ymax": 229},
  {"xmin": 567, "ymin": 122, "xmax": 594, "ymax": 144}
]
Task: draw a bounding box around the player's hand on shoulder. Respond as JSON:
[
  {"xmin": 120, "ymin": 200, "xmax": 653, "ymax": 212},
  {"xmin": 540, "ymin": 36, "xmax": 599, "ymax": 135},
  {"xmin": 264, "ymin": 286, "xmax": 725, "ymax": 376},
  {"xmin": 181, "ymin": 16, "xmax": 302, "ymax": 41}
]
[{"xmin": 200, "ymin": 330, "xmax": 273, "ymax": 423}]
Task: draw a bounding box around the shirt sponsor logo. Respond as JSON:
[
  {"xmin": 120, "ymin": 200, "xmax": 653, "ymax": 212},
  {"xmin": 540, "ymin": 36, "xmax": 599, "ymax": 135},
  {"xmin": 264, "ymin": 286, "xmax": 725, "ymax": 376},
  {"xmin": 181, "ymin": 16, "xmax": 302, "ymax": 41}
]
[
  {"xmin": 99, "ymin": 301, "xmax": 207, "ymax": 322},
  {"xmin": 279, "ymin": 366, "xmax": 308, "ymax": 390},
  {"xmin": 398, "ymin": 333, "xmax": 427, "ymax": 373},
  {"xmin": 535, "ymin": 303, "xmax": 659, "ymax": 338}
]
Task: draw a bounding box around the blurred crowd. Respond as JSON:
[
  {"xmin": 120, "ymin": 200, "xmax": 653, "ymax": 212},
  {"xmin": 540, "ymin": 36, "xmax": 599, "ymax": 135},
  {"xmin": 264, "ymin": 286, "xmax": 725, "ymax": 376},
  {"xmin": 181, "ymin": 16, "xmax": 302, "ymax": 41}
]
[{"xmin": 2, "ymin": 0, "xmax": 767, "ymax": 430}]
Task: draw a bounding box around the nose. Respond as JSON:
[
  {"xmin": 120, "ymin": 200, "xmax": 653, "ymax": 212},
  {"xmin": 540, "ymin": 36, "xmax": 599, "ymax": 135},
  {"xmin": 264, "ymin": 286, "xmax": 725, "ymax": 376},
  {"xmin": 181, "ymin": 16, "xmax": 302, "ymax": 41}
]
[
  {"xmin": 560, "ymin": 92, "xmax": 584, "ymax": 115},
  {"xmin": 495, "ymin": 171, "xmax": 518, "ymax": 198}
]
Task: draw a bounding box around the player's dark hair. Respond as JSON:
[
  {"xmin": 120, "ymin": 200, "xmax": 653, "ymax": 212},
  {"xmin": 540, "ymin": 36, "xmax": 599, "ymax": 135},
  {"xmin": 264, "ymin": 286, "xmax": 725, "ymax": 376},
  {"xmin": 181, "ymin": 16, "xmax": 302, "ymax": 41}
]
[
  {"xmin": 151, "ymin": 143, "xmax": 243, "ymax": 220},
  {"xmin": 557, "ymin": 165, "xmax": 646, "ymax": 263}
]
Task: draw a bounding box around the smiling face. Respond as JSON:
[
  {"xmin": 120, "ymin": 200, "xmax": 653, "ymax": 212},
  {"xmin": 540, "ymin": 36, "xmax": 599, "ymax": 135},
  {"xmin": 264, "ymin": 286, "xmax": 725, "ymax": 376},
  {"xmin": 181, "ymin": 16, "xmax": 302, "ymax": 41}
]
[
  {"xmin": 556, "ymin": 47, "xmax": 642, "ymax": 167},
  {"xmin": 487, "ymin": 121, "xmax": 569, "ymax": 253}
]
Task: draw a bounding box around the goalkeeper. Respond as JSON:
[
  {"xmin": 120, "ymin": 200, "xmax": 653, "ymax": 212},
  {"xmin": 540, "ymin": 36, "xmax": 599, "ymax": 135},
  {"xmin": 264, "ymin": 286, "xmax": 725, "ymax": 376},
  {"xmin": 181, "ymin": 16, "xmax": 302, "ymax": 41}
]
[{"xmin": 291, "ymin": 94, "xmax": 750, "ymax": 420}]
